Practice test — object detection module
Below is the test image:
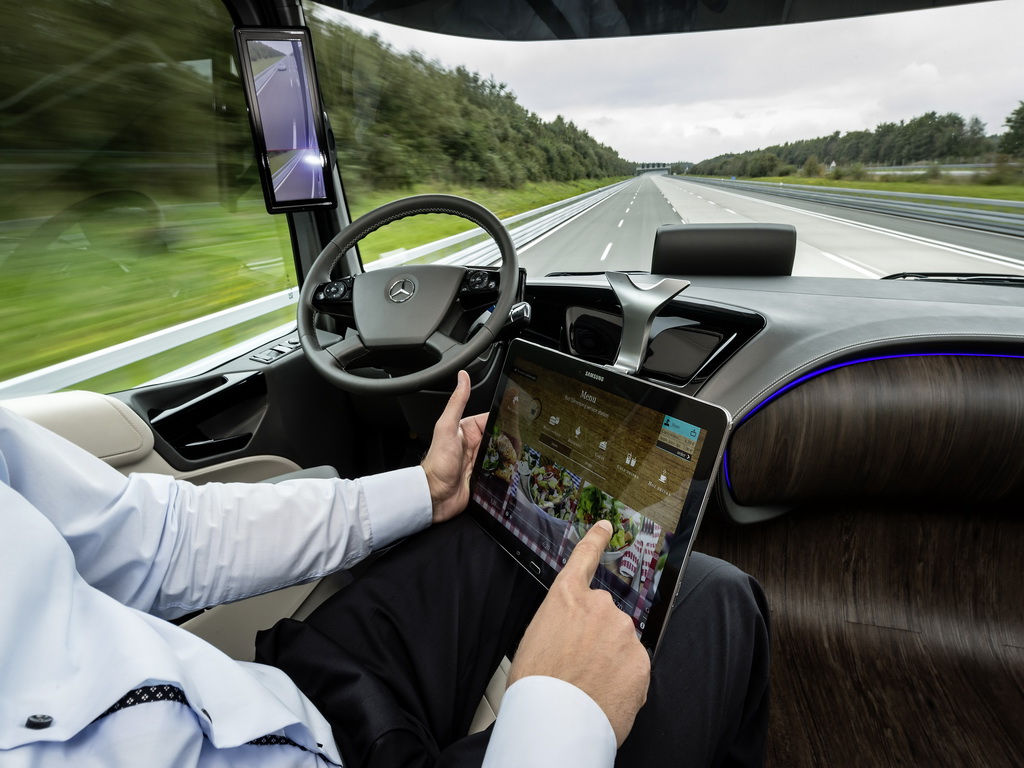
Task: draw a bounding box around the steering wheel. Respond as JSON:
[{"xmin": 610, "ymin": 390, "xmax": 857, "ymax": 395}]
[{"xmin": 298, "ymin": 194, "xmax": 518, "ymax": 396}]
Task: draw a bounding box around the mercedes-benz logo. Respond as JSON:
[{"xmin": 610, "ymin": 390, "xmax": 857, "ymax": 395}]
[{"xmin": 387, "ymin": 278, "xmax": 415, "ymax": 303}]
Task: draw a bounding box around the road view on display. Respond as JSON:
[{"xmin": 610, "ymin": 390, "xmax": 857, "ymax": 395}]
[{"xmin": 244, "ymin": 38, "xmax": 327, "ymax": 202}]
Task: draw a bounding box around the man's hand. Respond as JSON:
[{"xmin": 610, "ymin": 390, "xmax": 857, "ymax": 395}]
[
  {"xmin": 507, "ymin": 521, "xmax": 651, "ymax": 746},
  {"xmin": 420, "ymin": 370, "xmax": 488, "ymax": 524}
]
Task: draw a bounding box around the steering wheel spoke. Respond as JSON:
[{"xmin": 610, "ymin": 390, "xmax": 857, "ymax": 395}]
[
  {"xmin": 424, "ymin": 330, "xmax": 464, "ymax": 361},
  {"xmin": 325, "ymin": 333, "xmax": 368, "ymax": 367}
]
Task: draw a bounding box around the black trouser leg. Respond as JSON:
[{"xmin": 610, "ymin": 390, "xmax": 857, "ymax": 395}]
[
  {"xmin": 255, "ymin": 515, "xmax": 544, "ymax": 768},
  {"xmin": 257, "ymin": 516, "xmax": 770, "ymax": 768},
  {"xmin": 616, "ymin": 555, "xmax": 771, "ymax": 767}
]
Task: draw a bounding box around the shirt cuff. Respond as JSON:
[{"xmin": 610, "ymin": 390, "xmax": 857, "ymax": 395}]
[
  {"xmin": 359, "ymin": 465, "xmax": 432, "ymax": 550},
  {"xmin": 482, "ymin": 676, "xmax": 617, "ymax": 768}
]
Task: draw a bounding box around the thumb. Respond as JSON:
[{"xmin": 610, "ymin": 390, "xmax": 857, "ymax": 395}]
[{"xmin": 434, "ymin": 370, "xmax": 471, "ymax": 439}]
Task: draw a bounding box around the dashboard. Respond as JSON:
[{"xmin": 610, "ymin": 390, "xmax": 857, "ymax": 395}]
[{"xmin": 521, "ymin": 273, "xmax": 1024, "ymax": 523}]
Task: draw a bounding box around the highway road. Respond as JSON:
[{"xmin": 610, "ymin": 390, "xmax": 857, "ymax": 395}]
[
  {"xmin": 254, "ymin": 52, "xmax": 325, "ymax": 202},
  {"xmin": 256, "ymin": 57, "xmax": 308, "ymax": 152},
  {"xmin": 517, "ymin": 174, "xmax": 1024, "ymax": 279}
]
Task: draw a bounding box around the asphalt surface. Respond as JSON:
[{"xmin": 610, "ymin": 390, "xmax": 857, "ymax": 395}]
[
  {"xmin": 255, "ymin": 57, "xmax": 325, "ymax": 202},
  {"xmin": 518, "ymin": 174, "xmax": 1024, "ymax": 279}
]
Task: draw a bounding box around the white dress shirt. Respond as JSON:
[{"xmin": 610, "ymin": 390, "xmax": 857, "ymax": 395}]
[{"xmin": 0, "ymin": 406, "xmax": 613, "ymax": 766}]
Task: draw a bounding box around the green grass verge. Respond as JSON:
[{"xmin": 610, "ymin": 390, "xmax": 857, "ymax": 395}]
[
  {"xmin": 268, "ymin": 150, "xmax": 297, "ymax": 176},
  {"xmin": 2, "ymin": 177, "xmax": 625, "ymax": 392},
  {"xmin": 0, "ymin": 198, "xmax": 295, "ymax": 386},
  {"xmin": 250, "ymin": 55, "xmax": 285, "ymax": 77}
]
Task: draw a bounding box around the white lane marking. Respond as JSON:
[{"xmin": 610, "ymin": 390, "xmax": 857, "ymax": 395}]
[
  {"xmin": 820, "ymin": 251, "xmax": 886, "ymax": 278},
  {"xmin": 707, "ymin": 201, "xmax": 717, "ymax": 206},
  {"xmin": 683, "ymin": 183, "xmax": 1024, "ymax": 273},
  {"xmin": 618, "ymin": 219, "xmax": 624, "ymax": 227},
  {"xmin": 518, "ymin": 183, "xmax": 630, "ymax": 254},
  {"xmin": 600, "ymin": 242, "xmax": 613, "ymax": 261},
  {"xmin": 626, "ymin": 207, "xmax": 631, "ymax": 213},
  {"xmin": 725, "ymin": 208, "xmax": 737, "ymax": 214},
  {"xmin": 273, "ymin": 153, "xmax": 302, "ymax": 193}
]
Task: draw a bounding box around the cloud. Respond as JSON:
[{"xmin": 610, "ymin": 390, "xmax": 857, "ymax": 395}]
[{"xmin": 329, "ymin": 0, "xmax": 1024, "ymax": 161}]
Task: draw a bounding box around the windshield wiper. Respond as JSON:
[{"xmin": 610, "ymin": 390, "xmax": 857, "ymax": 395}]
[{"xmin": 881, "ymin": 272, "xmax": 1024, "ymax": 286}]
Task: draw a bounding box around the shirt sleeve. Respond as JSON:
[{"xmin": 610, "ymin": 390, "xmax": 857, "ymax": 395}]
[
  {"xmin": 481, "ymin": 677, "xmax": 617, "ymax": 768},
  {"xmin": 0, "ymin": 406, "xmax": 432, "ymax": 619}
]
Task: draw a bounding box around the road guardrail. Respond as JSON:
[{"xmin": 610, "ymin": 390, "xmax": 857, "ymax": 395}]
[
  {"xmin": 366, "ymin": 180, "xmax": 628, "ymax": 270},
  {"xmin": 677, "ymin": 177, "xmax": 1024, "ymax": 237}
]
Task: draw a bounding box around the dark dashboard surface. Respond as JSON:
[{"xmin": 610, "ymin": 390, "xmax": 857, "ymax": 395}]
[
  {"xmin": 527, "ymin": 273, "xmax": 1024, "ymax": 413},
  {"xmin": 523, "ymin": 273, "xmax": 1024, "ymax": 522}
]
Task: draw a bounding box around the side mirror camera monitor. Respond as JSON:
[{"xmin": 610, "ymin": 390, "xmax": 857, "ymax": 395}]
[{"xmin": 234, "ymin": 27, "xmax": 337, "ymax": 214}]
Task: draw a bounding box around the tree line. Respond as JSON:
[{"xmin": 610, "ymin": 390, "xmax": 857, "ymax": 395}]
[
  {"xmin": 309, "ymin": 12, "xmax": 633, "ymax": 191},
  {"xmin": 686, "ymin": 105, "xmax": 1024, "ymax": 179},
  {"xmin": 1, "ymin": 0, "xmax": 632, "ymax": 223}
]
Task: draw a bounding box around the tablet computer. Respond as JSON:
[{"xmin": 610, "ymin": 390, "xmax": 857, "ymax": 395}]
[{"xmin": 468, "ymin": 339, "xmax": 732, "ymax": 656}]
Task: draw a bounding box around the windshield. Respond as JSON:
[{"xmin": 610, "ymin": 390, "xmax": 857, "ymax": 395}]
[
  {"xmin": 1, "ymin": 0, "xmax": 1022, "ymax": 397},
  {"xmin": 307, "ymin": 0, "xmax": 1024, "ymax": 279},
  {"xmin": 0, "ymin": 0, "xmax": 297, "ymax": 394}
]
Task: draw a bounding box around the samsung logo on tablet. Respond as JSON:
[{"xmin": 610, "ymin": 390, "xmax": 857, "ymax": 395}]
[{"xmin": 584, "ymin": 370, "xmax": 604, "ymax": 382}]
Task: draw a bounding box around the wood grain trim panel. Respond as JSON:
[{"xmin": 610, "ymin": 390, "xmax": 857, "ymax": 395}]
[
  {"xmin": 727, "ymin": 355, "xmax": 1024, "ymax": 506},
  {"xmin": 694, "ymin": 502, "xmax": 1024, "ymax": 766}
]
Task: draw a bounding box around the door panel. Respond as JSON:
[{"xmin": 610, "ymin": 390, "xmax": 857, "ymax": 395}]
[
  {"xmin": 3, "ymin": 333, "xmax": 362, "ymax": 483},
  {"xmin": 117, "ymin": 334, "xmax": 360, "ymax": 480}
]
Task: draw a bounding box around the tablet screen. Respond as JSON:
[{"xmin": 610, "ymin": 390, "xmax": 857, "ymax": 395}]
[{"xmin": 469, "ymin": 340, "xmax": 731, "ymax": 653}]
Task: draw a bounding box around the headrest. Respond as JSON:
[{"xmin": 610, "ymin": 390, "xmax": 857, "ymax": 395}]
[{"xmin": 651, "ymin": 223, "xmax": 796, "ymax": 276}]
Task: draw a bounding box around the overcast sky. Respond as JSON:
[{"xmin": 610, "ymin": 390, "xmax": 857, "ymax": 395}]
[{"xmin": 329, "ymin": 0, "xmax": 1023, "ymax": 163}]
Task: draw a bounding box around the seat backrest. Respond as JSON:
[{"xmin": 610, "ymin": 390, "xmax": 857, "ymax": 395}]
[{"xmin": 651, "ymin": 223, "xmax": 796, "ymax": 276}]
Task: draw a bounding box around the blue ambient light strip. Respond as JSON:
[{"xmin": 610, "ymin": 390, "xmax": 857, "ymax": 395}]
[{"xmin": 722, "ymin": 352, "xmax": 1024, "ymax": 493}]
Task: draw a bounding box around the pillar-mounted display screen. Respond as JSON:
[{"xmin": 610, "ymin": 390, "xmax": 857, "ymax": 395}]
[{"xmin": 234, "ymin": 27, "xmax": 337, "ymax": 213}]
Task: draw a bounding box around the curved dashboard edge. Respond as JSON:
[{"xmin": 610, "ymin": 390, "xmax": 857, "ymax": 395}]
[
  {"xmin": 719, "ymin": 351, "xmax": 1024, "ymax": 524},
  {"xmin": 525, "ymin": 275, "xmax": 1024, "ymax": 525}
]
